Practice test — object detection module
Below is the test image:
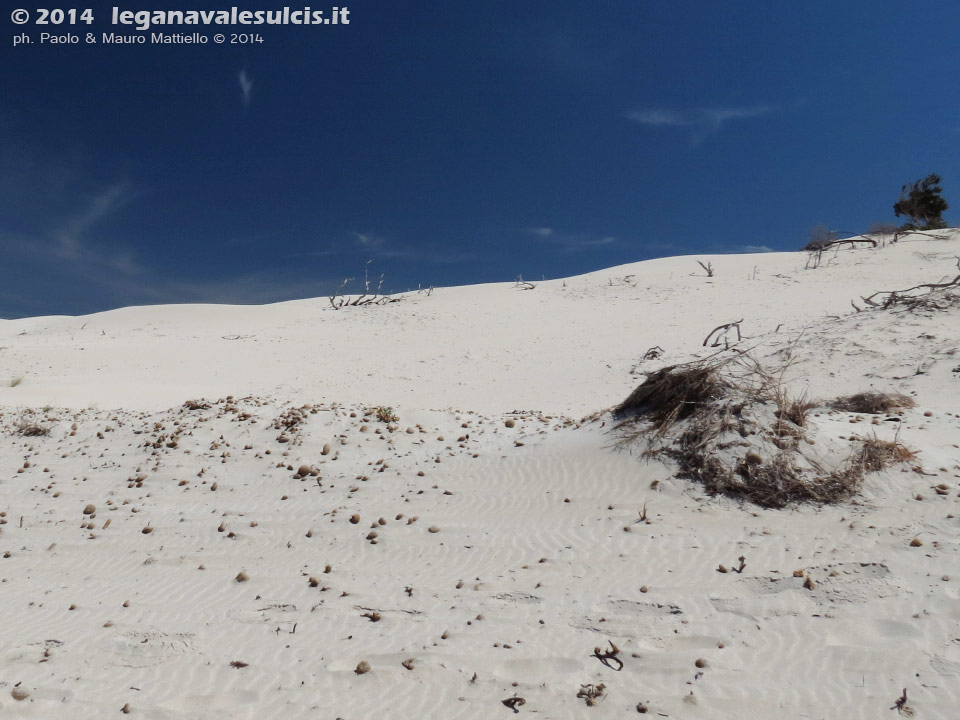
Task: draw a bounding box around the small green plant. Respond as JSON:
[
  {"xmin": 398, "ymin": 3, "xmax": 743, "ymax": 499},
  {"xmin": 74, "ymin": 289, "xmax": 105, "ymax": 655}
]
[{"xmin": 375, "ymin": 406, "xmax": 398, "ymax": 423}]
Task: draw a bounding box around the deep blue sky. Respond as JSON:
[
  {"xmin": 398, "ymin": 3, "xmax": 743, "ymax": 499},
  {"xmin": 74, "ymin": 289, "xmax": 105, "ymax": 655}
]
[{"xmin": 2, "ymin": 1, "xmax": 959, "ymax": 317}]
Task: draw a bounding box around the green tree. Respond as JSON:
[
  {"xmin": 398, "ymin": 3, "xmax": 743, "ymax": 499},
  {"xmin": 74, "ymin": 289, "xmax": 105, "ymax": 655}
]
[{"xmin": 893, "ymin": 173, "xmax": 949, "ymax": 229}]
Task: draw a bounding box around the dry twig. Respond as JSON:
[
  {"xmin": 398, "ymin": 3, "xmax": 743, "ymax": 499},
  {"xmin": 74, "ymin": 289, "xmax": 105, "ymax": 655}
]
[
  {"xmin": 592, "ymin": 641, "xmax": 623, "ymax": 671},
  {"xmin": 702, "ymin": 319, "xmax": 743, "ymax": 348}
]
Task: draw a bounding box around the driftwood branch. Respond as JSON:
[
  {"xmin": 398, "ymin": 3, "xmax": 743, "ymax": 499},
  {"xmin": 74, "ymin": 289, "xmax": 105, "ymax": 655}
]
[
  {"xmin": 592, "ymin": 641, "xmax": 623, "ymax": 671},
  {"xmin": 817, "ymin": 236, "xmax": 876, "ymax": 250},
  {"xmin": 328, "ymin": 272, "xmax": 401, "ymax": 309},
  {"xmin": 697, "ymin": 261, "xmax": 714, "ymax": 277},
  {"xmin": 893, "ymin": 229, "xmax": 952, "ymax": 243},
  {"xmin": 329, "ymin": 278, "xmax": 351, "ymax": 309},
  {"xmin": 703, "ymin": 319, "xmax": 743, "ymax": 347},
  {"xmin": 514, "ymin": 275, "xmax": 536, "ymax": 290},
  {"xmin": 861, "ymin": 274, "xmax": 960, "ymax": 309}
]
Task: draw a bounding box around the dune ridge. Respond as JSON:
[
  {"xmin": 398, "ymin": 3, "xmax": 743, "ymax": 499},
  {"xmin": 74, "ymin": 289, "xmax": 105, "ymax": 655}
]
[{"xmin": 1, "ymin": 232, "xmax": 959, "ymax": 718}]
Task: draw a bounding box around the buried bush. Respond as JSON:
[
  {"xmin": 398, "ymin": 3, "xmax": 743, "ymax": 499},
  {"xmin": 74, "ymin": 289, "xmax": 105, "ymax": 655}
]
[
  {"xmin": 13, "ymin": 411, "xmax": 51, "ymax": 437},
  {"xmin": 830, "ymin": 392, "xmax": 915, "ymax": 414},
  {"xmin": 614, "ymin": 358, "xmax": 732, "ymax": 438},
  {"xmin": 615, "ymin": 355, "xmax": 916, "ymax": 507}
]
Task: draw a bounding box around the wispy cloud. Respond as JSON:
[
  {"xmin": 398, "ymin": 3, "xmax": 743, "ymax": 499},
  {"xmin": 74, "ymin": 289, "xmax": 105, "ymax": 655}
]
[
  {"xmin": 353, "ymin": 232, "xmax": 386, "ymax": 250},
  {"xmin": 526, "ymin": 227, "xmax": 615, "ymax": 253},
  {"xmin": 626, "ymin": 104, "xmax": 774, "ymax": 144},
  {"xmin": 52, "ymin": 183, "xmax": 132, "ymax": 260},
  {"xmin": 739, "ymin": 245, "xmax": 775, "ymax": 254},
  {"xmin": 349, "ymin": 231, "xmax": 476, "ymax": 264},
  {"xmin": 238, "ymin": 69, "xmax": 254, "ymax": 108}
]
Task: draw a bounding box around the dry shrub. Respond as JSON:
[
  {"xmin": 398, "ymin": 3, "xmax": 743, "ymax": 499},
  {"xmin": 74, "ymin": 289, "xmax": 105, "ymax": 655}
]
[
  {"xmin": 894, "ymin": 290, "xmax": 960, "ymax": 313},
  {"xmin": 14, "ymin": 412, "xmax": 51, "ymax": 437},
  {"xmin": 616, "ymin": 353, "xmax": 914, "ymax": 508},
  {"xmin": 776, "ymin": 391, "xmax": 817, "ymax": 428},
  {"xmin": 830, "ymin": 392, "xmax": 915, "ymax": 414},
  {"xmin": 854, "ymin": 437, "xmax": 917, "ymax": 472},
  {"xmin": 614, "ymin": 358, "xmax": 731, "ymax": 437}
]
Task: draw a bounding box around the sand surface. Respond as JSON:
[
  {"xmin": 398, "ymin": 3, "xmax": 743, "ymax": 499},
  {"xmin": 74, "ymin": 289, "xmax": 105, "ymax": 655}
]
[{"xmin": 1, "ymin": 232, "xmax": 959, "ymax": 718}]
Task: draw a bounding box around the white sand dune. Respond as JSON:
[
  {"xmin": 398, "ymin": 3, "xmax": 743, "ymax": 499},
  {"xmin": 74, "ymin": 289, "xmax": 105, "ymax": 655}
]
[{"xmin": 1, "ymin": 232, "xmax": 958, "ymax": 718}]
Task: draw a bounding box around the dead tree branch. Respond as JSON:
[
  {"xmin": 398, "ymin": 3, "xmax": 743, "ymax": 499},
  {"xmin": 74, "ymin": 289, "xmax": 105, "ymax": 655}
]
[
  {"xmin": 861, "ymin": 274, "xmax": 960, "ymax": 309},
  {"xmin": 703, "ymin": 319, "xmax": 743, "ymax": 348},
  {"xmin": 329, "ymin": 278, "xmax": 351, "ymax": 309},
  {"xmin": 514, "ymin": 275, "xmax": 536, "ymax": 290}
]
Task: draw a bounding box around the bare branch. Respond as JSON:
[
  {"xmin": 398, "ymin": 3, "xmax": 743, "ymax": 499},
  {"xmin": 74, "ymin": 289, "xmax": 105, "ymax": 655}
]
[
  {"xmin": 861, "ymin": 274, "xmax": 960, "ymax": 308},
  {"xmin": 703, "ymin": 319, "xmax": 743, "ymax": 348}
]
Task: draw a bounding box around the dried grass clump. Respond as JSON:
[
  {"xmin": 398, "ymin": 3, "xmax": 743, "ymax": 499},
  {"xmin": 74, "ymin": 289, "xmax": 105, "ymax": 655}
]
[
  {"xmin": 853, "ymin": 437, "xmax": 917, "ymax": 472},
  {"xmin": 12, "ymin": 411, "xmax": 51, "ymax": 437},
  {"xmin": 830, "ymin": 392, "xmax": 915, "ymax": 414},
  {"xmin": 616, "ymin": 352, "xmax": 915, "ymax": 508},
  {"xmin": 776, "ymin": 392, "xmax": 817, "ymax": 429},
  {"xmin": 614, "ymin": 358, "xmax": 732, "ymax": 437},
  {"xmin": 577, "ymin": 683, "xmax": 606, "ymax": 706}
]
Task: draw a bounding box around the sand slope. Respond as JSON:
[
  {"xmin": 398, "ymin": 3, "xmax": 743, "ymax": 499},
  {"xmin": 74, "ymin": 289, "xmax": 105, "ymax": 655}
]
[{"xmin": 1, "ymin": 231, "xmax": 959, "ymax": 718}]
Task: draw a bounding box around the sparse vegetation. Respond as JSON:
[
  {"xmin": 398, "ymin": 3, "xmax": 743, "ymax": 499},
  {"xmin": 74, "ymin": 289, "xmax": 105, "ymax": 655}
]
[
  {"xmin": 615, "ymin": 352, "xmax": 917, "ymax": 508},
  {"xmin": 830, "ymin": 392, "xmax": 915, "ymax": 414},
  {"xmin": 867, "ymin": 221, "xmax": 899, "ymax": 236},
  {"xmin": 375, "ymin": 405, "xmax": 398, "ymax": 423},
  {"xmin": 860, "ymin": 257, "xmax": 960, "ymax": 311},
  {"xmin": 329, "ymin": 262, "xmax": 401, "ymax": 309},
  {"xmin": 803, "ymin": 233, "xmax": 877, "ymax": 269},
  {"xmin": 615, "ymin": 356, "xmax": 732, "ymax": 440},
  {"xmin": 854, "ymin": 436, "xmax": 917, "ymax": 472},
  {"xmin": 577, "ymin": 683, "xmax": 606, "ymax": 706},
  {"xmin": 14, "ymin": 411, "xmax": 50, "ymax": 437},
  {"xmin": 804, "ymin": 225, "xmax": 838, "ymax": 251}
]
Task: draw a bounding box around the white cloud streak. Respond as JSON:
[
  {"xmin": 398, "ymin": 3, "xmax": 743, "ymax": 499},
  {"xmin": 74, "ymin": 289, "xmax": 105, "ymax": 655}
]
[
  {"xmin": 52, "ymin": 183, "xmax": 131, "ymax": 260},
  {"xmin": 238, "ymin": 69, "xmax": 253, "ymax": 108},
  {"xmin": 626, "ymin": 104, "xmax": 775, "ymax": 144},
  {"xmin": 527, "ymin": 227, "xmax": 615, "ymax": 253}
]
